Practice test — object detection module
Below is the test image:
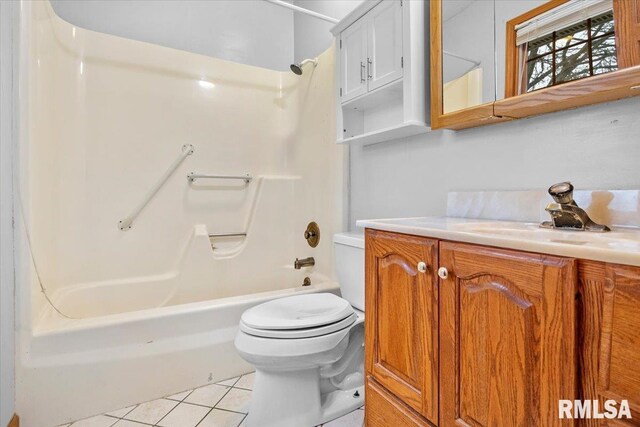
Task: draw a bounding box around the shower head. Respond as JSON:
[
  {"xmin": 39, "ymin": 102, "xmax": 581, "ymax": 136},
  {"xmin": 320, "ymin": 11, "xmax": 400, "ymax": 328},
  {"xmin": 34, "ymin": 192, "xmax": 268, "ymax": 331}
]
[{"xmin": 290, "ymin": 58, "xmax": 318, "ymax": 75}]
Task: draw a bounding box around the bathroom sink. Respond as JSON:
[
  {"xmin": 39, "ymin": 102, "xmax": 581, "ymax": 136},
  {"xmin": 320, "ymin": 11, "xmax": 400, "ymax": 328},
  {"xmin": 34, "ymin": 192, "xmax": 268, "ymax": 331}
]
[{"xmin": 452, "ymin": 221, "xmax": 637, "ymax": 246}]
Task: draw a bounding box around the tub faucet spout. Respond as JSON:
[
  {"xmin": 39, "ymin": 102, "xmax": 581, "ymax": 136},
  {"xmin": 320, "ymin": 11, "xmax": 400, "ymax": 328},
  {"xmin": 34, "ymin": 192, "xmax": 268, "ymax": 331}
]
[{"xmin": 294, "ymin": 257, "xmax": 315, "ymax": 269}]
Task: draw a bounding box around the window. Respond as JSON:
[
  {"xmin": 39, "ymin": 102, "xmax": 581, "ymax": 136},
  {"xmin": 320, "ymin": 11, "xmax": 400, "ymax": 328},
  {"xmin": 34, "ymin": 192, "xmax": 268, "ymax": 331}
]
[{"xmin": 524, "ymin": 11, "xmax": 617, "ymax": 93}]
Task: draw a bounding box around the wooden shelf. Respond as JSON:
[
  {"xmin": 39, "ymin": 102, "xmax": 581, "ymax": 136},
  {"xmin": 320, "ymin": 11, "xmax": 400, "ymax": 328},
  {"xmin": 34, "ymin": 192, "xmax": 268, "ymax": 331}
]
[{"xmin": 337, "ymin": 121, "xmax": 430, "ymax": 146}]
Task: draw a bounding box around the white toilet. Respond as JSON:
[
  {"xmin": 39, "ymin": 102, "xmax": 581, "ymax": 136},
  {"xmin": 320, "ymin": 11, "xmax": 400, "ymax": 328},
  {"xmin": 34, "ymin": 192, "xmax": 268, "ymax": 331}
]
[{"xmin": 234, "ymin": 232, "xmax": 365, "ymax": 427}]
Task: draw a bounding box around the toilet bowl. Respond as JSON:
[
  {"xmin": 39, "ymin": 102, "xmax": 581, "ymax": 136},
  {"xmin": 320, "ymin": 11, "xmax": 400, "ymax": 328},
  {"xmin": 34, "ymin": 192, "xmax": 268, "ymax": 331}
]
[{"xmin": 234, "ymin": 232, "xmax": 365, "ymax": 427}]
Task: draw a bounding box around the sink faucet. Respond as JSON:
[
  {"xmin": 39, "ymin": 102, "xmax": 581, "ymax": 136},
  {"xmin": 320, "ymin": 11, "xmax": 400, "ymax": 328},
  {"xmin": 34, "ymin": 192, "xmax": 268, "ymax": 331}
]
[
  {"xmin": 540, "ymin": 182, "xmax": 610, "ymax": 232},
  {"xmin": 294, "ymin": 257, "xmax": 315, "ymax": 269}
]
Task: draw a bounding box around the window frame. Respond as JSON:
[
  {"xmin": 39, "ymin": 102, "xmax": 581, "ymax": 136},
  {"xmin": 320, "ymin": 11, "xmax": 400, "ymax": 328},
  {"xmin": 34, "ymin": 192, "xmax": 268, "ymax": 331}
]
[
  {"xmin": 521, "ymin": 12, "xmax": 618, "ymax": 94},
  {"xmin": 504, "ymin": 0, "xmax": 629, "ymax": 97}
]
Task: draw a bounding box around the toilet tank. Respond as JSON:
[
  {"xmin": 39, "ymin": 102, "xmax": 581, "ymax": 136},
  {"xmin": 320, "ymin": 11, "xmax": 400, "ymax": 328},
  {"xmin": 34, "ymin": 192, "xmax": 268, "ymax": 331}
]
[{"xmin": 333, "ymin": 232, "xmax": 365, "ymax": 312}]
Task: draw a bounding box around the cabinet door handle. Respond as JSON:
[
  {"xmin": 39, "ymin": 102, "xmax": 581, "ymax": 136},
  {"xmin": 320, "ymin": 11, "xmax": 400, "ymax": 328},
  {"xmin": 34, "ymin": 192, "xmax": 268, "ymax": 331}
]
[
  {"xmin": 417, "ymin": 262, "xmax": 427, "ymax": 273},
  {"xmin": 437, "ymin": 267, "xmax": 448, "ymax": 279},
  {"xmin": 360, "ymin": 61, "xmax": 366, "ymax": 83},
  {"xmin": 367, "ymin": 58, "xmax": 372, "ymax": 80}
]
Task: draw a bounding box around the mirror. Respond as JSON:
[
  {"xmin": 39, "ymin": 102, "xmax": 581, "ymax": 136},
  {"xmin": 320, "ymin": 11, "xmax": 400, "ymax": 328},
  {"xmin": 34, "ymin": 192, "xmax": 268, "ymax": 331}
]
[
  {"xmin": 441, "ymin": 0, "xmax": 495, "ymax": 114},
  {"xmin": 432, "ymin": 0, "xmax": 640, "ymax": 129}
]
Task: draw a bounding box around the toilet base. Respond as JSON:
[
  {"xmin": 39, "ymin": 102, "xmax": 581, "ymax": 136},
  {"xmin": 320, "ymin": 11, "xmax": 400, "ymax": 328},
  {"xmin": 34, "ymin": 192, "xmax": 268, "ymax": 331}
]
[{"xmin": 244, "ymin": 368, "xmax": 364, "ymax": 427}]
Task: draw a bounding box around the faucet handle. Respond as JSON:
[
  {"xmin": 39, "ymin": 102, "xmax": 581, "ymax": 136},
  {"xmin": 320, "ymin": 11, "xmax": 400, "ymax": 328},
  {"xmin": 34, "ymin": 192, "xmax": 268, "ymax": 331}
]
[{"xmin": 548, "ymin": 182, "xmax": 574, "ymax": 205}]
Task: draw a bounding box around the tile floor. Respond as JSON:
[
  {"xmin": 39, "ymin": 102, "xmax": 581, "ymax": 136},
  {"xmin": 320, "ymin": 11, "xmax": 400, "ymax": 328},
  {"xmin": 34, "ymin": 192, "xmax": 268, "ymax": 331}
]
[{"xmin": 57, "ymin": 372, "xmax": 364, "ymax": 427}]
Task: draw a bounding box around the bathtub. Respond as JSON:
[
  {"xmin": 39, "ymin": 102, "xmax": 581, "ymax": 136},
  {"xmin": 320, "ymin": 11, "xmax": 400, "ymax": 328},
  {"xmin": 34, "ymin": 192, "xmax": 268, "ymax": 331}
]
[{"xmin": 20, "ymin": 272, "xmax": 339, "ymax": 427}]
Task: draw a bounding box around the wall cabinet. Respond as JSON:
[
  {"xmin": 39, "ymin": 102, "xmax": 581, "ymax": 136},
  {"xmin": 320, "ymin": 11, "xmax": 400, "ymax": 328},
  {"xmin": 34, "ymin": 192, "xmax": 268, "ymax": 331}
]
[
  {"xmin": 364, "ymin": 229, "xmax": 640, "ymax": 427},
  {"xmin": 340, "ymin": 17, "xmax": 368, "ymax": 103},
  {"xmin": 331, "ymin": 0, "xmax": 428, "ymax": 146},
  {"xmin": 340, "ymin": 1, "xmax": 402, "ymax": 102},
  {"xmin": 364, "ymin": 0, "xmax": 403, "ymax": 91}
]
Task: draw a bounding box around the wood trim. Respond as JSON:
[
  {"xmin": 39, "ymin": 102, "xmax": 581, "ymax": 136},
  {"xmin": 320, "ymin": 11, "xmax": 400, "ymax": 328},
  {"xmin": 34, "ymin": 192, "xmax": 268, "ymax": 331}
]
[
  {"xmin": 494, "ymin": 64, "xmax": 640, "ymax": 118},
  {"xmin": 428, "ymin": 0, "xmax": 444, "ymax": 130},
  {"xmin": 504, "ymin": 0, "xmax": 570, "ymax": 98},
  {"xmin": 7, "ymin": 414, "xmax": 19, "ymax": 427},
  {"xmin": 613, "ymin": 0, "xmax": 640, "ymax": 68},
  {"xmin": 429, "ymin": 0, "xmax": 509, "ymax": 130}
]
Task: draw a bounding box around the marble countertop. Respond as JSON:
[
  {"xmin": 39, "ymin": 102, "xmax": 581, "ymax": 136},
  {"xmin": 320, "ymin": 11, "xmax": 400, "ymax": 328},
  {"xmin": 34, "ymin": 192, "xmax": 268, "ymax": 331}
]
[{"xmin": 356, "ymin": 217, "xmax": 640, "ymax": 266}]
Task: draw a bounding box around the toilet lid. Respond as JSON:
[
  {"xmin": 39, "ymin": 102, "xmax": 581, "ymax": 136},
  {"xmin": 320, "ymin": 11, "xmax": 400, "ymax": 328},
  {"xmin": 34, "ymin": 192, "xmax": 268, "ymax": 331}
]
[
  {"xmin": 240, "ymin": 312, "xmax": 357, "ymax": 339},
  {"xmin": 241, "ymin": 293, "xmax": 354, "ymax": 330}
]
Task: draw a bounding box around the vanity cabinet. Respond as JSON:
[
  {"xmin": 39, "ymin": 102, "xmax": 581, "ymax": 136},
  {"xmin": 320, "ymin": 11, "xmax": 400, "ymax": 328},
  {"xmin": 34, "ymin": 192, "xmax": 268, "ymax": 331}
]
[
  {"xmin": 364, "ymin": 229, "xmax": 640, "ymax": 427},
  {"xmin": 365, "ymin": 230, "xmax": 439, "ymax": 424},
  {"xmin": 439, "ymin": 242, "xmax": 577, "ymax": 427},
  {"xmin": 580, "ymin": 262, "xmax": 640, "ymax": 425}
]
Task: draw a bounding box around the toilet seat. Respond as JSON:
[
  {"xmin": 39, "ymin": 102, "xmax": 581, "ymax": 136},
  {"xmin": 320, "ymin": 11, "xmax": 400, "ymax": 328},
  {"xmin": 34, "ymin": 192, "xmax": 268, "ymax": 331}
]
[
  {"xmin": 240, "ymin": 312, "xmax": 357, "ymax": 339},
  {"xmin": 240, "ymin": 293, "xmax": 354, "ymax": 331}
]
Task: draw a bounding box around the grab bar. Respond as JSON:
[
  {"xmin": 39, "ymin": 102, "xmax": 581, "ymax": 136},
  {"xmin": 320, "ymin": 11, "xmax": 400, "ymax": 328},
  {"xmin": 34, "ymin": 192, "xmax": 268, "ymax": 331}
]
[
  {"xmin": 119, "ymin": 144, "xmax": 194, "ymax": 231},
  {"xmin": 187, "ymin": 173, "xmax": 252, "ymax": 184},
  {"xmin": 208, "ymin": 233, "xmax": 247, "ymax": 238}
]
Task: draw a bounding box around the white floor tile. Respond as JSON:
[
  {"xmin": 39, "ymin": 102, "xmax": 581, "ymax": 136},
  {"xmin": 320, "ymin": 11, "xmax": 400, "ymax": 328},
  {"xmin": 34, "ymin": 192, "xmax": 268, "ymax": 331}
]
[
  {"xmin": 215, "ymin": 388, "xmax": 251, "ymax": 414},
  {"xmin": 234, "ymin": 373, "xmax": 254, "ymax": 390},
  {"xmin": 69, "ymin": 414, "xmax": 118, "ymax": 427},
  {"xmin": 184, "ymin": 383, "xmax": 230, "ymax": 407},
  {"xmin": 165, "ymin": 390, "xmax": 192, "ymax": 401},
  {"xmin": 216, "ymin": 377, "xmax": 239, "ymax": 387},
  {"xmin": 105, "ymin": 405, "xmax": 136, "ymax": 418},
  {"xmin": 156, "ymin": 402, "xmax": 210, "ymax": 427},
  {"xmin": 111, "ymin": 420, "xmax": 149, "ymax": 427},
  {"xmin": 124, "ymin": 398, "xmax": 178, "ymax": 425},
  {"xmin": 323, "ymin": 409, "xmax": 364, "ymax": 427},
  {"xmin": 193, "ymin": 408, "xmax": 245, "ymax": 427}
]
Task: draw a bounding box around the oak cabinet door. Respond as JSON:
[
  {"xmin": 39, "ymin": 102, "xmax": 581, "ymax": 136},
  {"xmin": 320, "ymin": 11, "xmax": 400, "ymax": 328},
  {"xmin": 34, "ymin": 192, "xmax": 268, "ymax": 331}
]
[
  {"xmin": 365, "ymin": 230, "xmax": 438, "ymax": 424},
  {"xmin": 439, "ymin": 242, "xmax": 577, "ymax": 427},
  {"xmin": 596, "ymin": 264, "xmax": 640, "ymax": 424}
]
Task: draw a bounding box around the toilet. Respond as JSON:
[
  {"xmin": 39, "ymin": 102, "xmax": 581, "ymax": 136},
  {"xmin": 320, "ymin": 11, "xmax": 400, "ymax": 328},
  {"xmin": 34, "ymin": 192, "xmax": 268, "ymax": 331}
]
[{"xmin": 234, "ymin": 232, "xmax": 365, "ymax": 427}]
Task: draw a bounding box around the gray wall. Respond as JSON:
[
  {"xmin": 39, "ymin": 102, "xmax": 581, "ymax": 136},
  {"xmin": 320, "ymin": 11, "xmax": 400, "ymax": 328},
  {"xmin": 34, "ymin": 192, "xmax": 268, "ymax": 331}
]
[
  {"xmin": 349, "ymin": 97, "xmax": 640, "ymax": 228},
  {"xmin": 293, "ymin": 0, "xmax": 362, "ymax": 62},
  {"xmin": 50, "ymin": 0, "xmax": 295, "ymax": 71},
  {"xmin": 0, "ymin": 1, "xmax": 15, "ymax": 424}
]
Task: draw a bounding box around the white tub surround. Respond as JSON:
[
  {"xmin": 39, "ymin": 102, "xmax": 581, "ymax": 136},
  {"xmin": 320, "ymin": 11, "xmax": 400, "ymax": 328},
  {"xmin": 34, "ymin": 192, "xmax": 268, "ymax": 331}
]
[{"xmin": 17, "ymin": 1, "xmax": 345, "ymax": 425}]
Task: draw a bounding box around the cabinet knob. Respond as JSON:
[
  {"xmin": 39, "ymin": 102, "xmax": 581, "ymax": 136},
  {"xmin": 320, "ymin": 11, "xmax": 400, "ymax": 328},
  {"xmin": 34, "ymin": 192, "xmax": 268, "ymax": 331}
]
[
  {"xmin": 437, "ymin": 267, "xmax": 449, "ymax": 279},
  {"xmin": 417, "ymin": 262, "xmax": 427, "ymax": 273}
]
